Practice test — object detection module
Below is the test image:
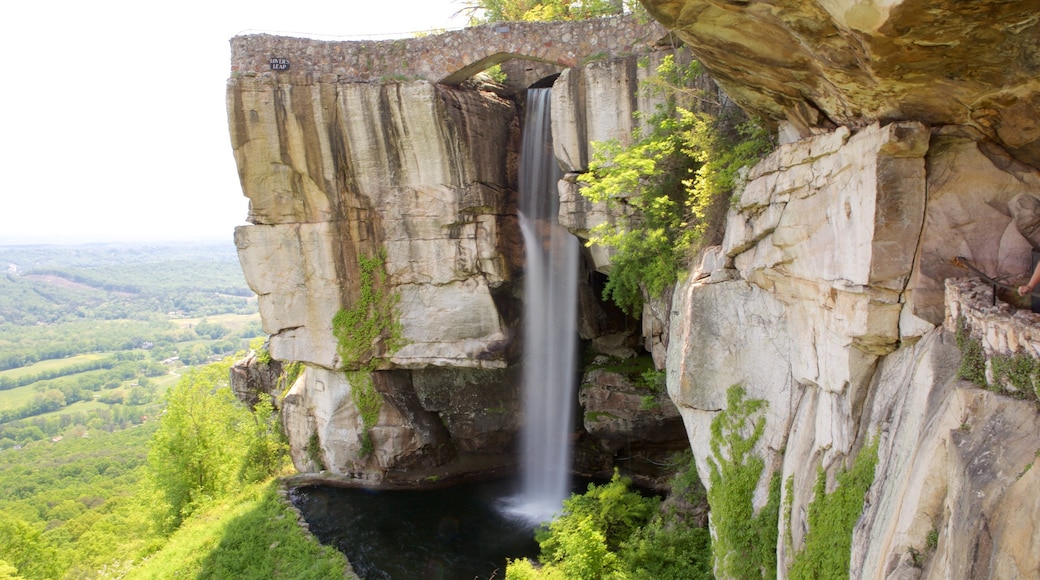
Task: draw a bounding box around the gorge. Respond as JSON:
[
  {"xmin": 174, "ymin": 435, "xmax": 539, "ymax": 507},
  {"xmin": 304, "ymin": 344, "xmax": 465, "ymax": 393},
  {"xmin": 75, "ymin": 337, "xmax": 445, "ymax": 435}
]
[{"xmin": 227, "ymin": 2, "xmax": 1040, "ymax": 578}]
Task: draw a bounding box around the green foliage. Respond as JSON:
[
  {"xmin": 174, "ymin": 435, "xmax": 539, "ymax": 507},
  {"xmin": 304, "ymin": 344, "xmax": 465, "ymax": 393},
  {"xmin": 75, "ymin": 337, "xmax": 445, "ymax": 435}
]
[
  {"xmin": 788, "ymin": 439, "xmax": 879, "ymax": 580},
  {"xmin": 485, "ymin": 64, "xmax": 508, "ymax": 83},
  {"xmin": 464, "ymin": 0, "xmax": 632, "ymax": 24},
  {"xmin": 240, "ymin": 394, "xmax": 289, "ymax": 482},
  {"xmin": 0, "ymin": 516, "xmax": 65, "ymax": 580},
  {"xmin": 783, "ymin": 474, "xmax": 795, "ymax": 549},
  {"xmin": 0, "ymin": 424, "xmax": 159, "ymax": 578},
  {"xmin": 348, "ymin": 371, "xmax": 383, "ymax": 457},
  {"xmin": 540, "ymin": 471, "xmax": 659, "ymax": 556},
  {"xmin": 332, "ymin": 250, "xmax": 403, "ymax": 370},
  {"xmin": 124, "ymin": 480, "xmax": 351, "ymax": 580},
  {"xmin": 508, "ymin": 461, "xmax": 713, "ymax": 579},
  {"xmin": 147, "ymin": 358, "xmax": 288, "ymax": 529},
  {"xmin": 305, "ymin": 431, "xmax": 326, "ymax": 471},
  {"xmin": 509, "ymin": 471, "xmax": 656, "ymax": 579},
  {"xmin": 707, "ymin": 384, "xmax": 779, "ymax": 579},
  {"xmin": 955, "ymin": 316, "xmax": 987, "ymax": 386},
  {"xmin": 988, "ymin": 352, "xmax": 1040, "ymax": 399},
  {"xmin": 954, "ymin": 315, "xmax": 1040, "ymax": 399},
  {"xmin": 579, "ymin": 56, "xmax": 773, "ymax": 314},
  {"xmin": 619, "ymin": 455, "xmax": 713, "ymax": 580},
  {"xmin": 281, "ymin": 361, "xmax": 304, "ymax": 396},
  {"xmin": 926, "ymin": 527, "xmax": 939, "ymax": 551},
  {"xmin": 330, "ymin": 252, "xmax": 400, "ymax": 458}
]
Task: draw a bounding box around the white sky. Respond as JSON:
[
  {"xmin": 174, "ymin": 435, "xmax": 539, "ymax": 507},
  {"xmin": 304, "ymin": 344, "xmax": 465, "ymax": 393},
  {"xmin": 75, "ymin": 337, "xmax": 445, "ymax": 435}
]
[{"xmin": 0, "ymin": 1, "xmax": 471, "ymax": 244}]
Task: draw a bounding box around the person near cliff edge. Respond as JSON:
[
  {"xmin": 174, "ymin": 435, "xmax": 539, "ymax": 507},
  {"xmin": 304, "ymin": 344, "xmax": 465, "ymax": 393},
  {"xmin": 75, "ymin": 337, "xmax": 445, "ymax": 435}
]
[{"xmin": 1018, "ymin": 262, "xmax": 1040, "ymax": 297}]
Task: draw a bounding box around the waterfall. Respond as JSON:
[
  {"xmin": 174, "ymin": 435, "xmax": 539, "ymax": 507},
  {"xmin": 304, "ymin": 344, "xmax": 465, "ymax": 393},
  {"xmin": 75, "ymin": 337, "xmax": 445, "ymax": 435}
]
[{"xmin": 510, "ymin": 87, "xmax": 580, "ymax": 522}]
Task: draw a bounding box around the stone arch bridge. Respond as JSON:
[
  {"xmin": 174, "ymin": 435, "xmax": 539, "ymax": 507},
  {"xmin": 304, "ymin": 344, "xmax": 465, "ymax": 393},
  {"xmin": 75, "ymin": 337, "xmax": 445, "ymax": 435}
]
[{"xmin": 229, "ymin": 14, "xmax": 667, "ymax": 85}]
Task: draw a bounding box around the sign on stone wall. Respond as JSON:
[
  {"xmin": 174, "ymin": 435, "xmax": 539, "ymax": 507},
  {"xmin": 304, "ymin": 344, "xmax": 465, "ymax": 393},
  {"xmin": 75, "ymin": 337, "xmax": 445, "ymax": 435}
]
[{"xmin": 269, "ymin": 57, "xmax": 290, "ymax": 71}]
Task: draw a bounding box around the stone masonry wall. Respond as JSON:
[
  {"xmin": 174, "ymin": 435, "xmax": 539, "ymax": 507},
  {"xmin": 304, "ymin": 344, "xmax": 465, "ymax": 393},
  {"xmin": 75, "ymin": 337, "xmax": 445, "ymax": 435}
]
[
  {"xmin": 944, "ymin": 277, "xmax": 1040, "ymax": 358},
  {"xmin": 229, "ymin": 14, "xmax": 667, "ymax": 85}
]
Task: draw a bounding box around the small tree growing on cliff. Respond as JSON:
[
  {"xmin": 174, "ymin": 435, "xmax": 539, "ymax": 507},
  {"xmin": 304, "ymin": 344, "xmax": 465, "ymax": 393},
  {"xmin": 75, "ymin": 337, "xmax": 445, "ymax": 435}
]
[{"xmin": 579, "ymin": 55, "xmax": 774, "ymax": 314}]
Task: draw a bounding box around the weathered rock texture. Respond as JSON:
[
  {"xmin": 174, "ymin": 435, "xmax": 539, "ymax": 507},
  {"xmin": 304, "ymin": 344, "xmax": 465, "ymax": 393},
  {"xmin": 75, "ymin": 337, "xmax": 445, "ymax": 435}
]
[
  {"xmin": 227, "ymin": 19, "xmax": 686, "ymax": 482},
  {"xmin": 641, "ymin": 0, "xmax": 1040, "ymax": 171},
  {"xmin": 631, "ymin": 4, "xmax": 1040, "ymax": 575},
  {"xmin": 668, "ymin": 122, "xmax": 1040, "ymax": 578},
  {"xmin": 229, "ymin": 70, "xmax": 525, "ymax": 478}
]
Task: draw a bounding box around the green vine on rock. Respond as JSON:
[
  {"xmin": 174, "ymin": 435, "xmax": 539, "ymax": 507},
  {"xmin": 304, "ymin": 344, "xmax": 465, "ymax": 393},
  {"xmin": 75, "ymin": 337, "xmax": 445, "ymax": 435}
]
[
  {"xmin": 330, "ymin": 250, "xmax": 404, "ymax": 458},
  {"xmin": 707, "ymin": 384, "xmax": 780, "ymax": 579},
  {"xmin": 332, "ymin": 250, "xmax": 404, "ymax": 370},
  {"xmin": 788, "ymin": 438, "xmax": 879, "ymax": 580},
  {"xmin": 348, "ymin": 371, "xmax": 382, "ymax": 458}
]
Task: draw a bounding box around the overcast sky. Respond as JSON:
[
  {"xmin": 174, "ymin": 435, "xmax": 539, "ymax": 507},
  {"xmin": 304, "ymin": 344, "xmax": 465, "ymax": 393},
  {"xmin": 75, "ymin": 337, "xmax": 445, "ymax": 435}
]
[{"xmin": 0, "ymin": 1, "xmax": 471, "ymax": 245}]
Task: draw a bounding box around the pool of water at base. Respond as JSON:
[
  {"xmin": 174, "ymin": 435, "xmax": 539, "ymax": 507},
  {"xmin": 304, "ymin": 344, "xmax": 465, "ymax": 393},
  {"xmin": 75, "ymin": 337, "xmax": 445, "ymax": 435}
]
[{"xmin": 290, "ymin": 478, "xmax": 542, "ymax": 580}]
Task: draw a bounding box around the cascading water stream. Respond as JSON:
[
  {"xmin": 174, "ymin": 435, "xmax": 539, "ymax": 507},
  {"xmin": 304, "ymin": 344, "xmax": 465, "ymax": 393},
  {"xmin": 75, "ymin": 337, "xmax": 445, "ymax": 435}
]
[{"xmin": 508, "ymin": 87, "xmax": 580, "ymax": 523}]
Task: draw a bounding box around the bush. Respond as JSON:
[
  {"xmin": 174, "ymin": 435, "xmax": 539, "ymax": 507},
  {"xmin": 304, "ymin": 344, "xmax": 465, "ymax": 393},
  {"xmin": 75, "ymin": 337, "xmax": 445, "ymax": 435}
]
[
  {"xmin": 147, "ymin": 358, "xmax": 288, "ymax": 530},
  {"xmin": 579, "ymin": 56, "xmax": 773, "ymax": 314},
  {"xmin": 507, "ymin": 462, "xmax": 713, "ymax": 579}
]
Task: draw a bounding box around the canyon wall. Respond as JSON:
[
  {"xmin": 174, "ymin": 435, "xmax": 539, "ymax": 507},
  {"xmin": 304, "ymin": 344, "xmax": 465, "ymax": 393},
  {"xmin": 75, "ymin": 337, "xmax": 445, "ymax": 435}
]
[
  {"xmin": 645, "ymin": 1, "xmax": 1040, "ymax": 577},
  {"xmin": 670, "ymin": 121, "xmax": 1040, "ymax": 578},
  {"xmin": 227, "ymin": 17, "xmax": 683, "ymax": 483},
  {"xmin": 227, "ymin": 2, "xmax": 1040, "ymax": 576}
]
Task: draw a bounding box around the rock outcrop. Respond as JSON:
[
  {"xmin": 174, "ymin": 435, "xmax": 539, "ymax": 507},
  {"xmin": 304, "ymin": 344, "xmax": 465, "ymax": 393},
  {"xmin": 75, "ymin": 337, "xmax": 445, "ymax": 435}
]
[
  {"xmin": 227, "ymin": 20, "xmax": 686, "ymax": 482},
  {"xmin": 227, "ymin": 4, "xmax": 1040, "ymax": 576},
  {"xmin": 668, "ymin": 120, "xmax": 1040, "ymax": 577},
  {"xmin": 640, "ymin": 0, "xmax": 1040, "ymax": 171},
  {"xmin": 626, "ymin": 3, "xmax": 1040, "ymax": 575}
]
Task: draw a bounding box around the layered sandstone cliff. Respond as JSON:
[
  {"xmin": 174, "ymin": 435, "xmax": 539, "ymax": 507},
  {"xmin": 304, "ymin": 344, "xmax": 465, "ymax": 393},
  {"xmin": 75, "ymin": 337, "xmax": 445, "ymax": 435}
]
[
  {"xmin": 645, "ymin": 1, "xmax": 1040, "ymax": 577},
  {"xmin": 226, "ymin": 3, "xmax": 1040, "ymax": 576},
  {"xmin": 227, "ymin": 17, "xmax": 682, "ymax": 482},
  {"xmin": 670, "ymin": 121, "xmax": 1040, "ymax": 578}
]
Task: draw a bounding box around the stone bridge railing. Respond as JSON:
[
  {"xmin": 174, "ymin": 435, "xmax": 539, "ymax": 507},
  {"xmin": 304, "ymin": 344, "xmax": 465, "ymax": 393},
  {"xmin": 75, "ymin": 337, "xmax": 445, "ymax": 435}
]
[{"xmin": 229, "ymin": 14, "xmax": 668, "ymax": 85}]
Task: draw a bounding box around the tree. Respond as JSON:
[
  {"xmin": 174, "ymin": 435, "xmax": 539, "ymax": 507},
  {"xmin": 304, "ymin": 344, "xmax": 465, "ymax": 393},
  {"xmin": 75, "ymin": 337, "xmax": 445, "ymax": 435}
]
[
  {"xmin": 579, "ymin": 55, "xmax": 773, "ymax": 314},
  {"xmin": 461, "ymin": 0, "xmax": 628, "ymax": 24},
  {"xmin": 0, "ymin": 516, "xmax": 64, "ymax": 579},
  {"xmin": 147, "ymin": 359, "xmax": 248, "ymax": 528},
  {"xmin": 147, "ymin": 357, "xmax": 288, "ymax": 530}
]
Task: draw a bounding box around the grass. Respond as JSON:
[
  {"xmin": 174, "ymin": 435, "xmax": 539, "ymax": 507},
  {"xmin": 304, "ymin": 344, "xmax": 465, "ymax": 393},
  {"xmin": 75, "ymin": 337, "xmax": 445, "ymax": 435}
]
[
  {"xmin": 0, "ymin": 353, "xmax": 110, "ymax": 381},
  {"xmin": 171, "ymin": 312, "xmax": 260, "ymax": 331},
  {"xmin": 0, "ymin": 383, "xmax": 48, "ymax": 411},
  {"xmin": 126, "ymin": 479, "xmax": 353, "ymax": 579}
]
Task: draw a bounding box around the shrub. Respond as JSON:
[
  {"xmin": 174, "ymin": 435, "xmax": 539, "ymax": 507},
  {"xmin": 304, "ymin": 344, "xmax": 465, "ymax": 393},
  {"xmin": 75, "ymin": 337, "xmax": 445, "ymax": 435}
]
[
  {"xmin": 507, "ymin": 462, "xmax": 713, "ymax": 579},
  {"xmin": 707, "ymin": 384, "xmax": 780, "ymax": 579},
  {"xmin": 580, "ymin": 56, "xmax": 773, "ymax": 314}
]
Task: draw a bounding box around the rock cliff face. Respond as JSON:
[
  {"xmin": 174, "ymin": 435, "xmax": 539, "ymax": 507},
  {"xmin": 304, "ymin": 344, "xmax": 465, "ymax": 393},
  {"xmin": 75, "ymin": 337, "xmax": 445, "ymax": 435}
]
[
  {"xmin": 671, "ymin": 122, "xmax": 1040, "ymax": 577},
  {"xmin": 643, "ymin": 1, "xmax": 1040, "ymax": 577},
  {"xmin": 640, "ymin": 0, "xmax": 1040, "ymax": 171},
  {"xmin": 227, "ymin": 3, "xmax": 1040, "ymax": 576},
  {"xmin": 227, "ymin": 25, "xmax": 683, "ymax": 482}
]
